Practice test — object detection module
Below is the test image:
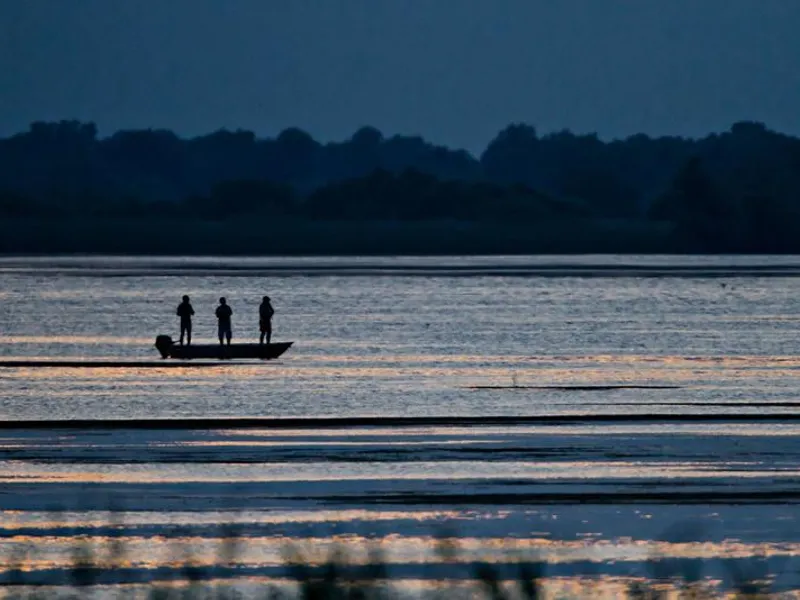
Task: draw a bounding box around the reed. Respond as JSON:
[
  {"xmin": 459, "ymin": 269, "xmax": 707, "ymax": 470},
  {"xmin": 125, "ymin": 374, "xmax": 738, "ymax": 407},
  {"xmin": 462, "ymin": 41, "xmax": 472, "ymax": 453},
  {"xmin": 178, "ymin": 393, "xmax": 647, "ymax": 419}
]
[{"xmin": 0, "ymin": 520, "xmax": 788, "ymax": 599}]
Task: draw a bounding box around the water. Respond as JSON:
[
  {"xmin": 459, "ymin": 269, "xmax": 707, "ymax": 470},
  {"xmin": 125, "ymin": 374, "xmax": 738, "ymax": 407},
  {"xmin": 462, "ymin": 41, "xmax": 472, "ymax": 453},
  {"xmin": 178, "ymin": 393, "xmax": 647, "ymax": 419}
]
[{"xmin": 1, "ymin": 255, "xmax": 800, "ymax": 596}]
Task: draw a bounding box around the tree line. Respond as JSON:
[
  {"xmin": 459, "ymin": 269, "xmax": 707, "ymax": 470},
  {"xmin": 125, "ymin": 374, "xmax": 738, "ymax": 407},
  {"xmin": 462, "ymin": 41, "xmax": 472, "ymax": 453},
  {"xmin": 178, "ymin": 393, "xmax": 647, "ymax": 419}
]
[{"xmin": 1, "ymin": 119, "xmax": 799, "ymax": 252}]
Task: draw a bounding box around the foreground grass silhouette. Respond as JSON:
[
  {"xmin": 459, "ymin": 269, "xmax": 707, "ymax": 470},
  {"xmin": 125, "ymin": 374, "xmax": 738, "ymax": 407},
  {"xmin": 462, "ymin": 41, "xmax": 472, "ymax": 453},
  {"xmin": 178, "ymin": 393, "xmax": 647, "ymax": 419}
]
[{"xmin": 0, "ymin": 525, "xmax": 786, "ymax": 599}]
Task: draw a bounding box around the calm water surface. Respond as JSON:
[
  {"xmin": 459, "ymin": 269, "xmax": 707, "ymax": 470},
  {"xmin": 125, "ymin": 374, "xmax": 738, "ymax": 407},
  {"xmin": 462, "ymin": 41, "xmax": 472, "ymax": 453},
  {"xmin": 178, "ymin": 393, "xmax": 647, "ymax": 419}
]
[{"xmin": 1, "ymin": 255, "xmax": 800, "ymax": 596}]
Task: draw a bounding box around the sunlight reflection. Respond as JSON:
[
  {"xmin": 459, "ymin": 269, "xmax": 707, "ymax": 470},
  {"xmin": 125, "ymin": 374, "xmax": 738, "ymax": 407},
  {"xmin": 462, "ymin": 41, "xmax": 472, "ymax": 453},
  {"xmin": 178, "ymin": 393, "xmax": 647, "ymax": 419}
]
[
  {"xmin": 1, "ymin": 459, "xmax": 796, "ymax": 484},
  {"xmin": 2, "ymin": 533, "xmax": 799, "ymax": 571}
]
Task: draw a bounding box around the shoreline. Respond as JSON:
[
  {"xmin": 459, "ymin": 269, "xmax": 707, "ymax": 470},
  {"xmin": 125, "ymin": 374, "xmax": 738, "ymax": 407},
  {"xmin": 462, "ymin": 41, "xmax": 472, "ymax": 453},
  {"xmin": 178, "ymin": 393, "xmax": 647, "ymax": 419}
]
[{"xmin": 2, "ymin": 413, "xmax": 799, "ymax": 429}]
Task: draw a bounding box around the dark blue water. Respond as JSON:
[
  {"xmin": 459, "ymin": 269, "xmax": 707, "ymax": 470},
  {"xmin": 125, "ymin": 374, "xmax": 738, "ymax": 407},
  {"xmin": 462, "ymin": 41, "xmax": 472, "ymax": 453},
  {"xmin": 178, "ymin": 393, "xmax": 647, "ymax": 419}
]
[{"xmin": 1, "ymin": 255, "xmax": 799, "ymax": 596}]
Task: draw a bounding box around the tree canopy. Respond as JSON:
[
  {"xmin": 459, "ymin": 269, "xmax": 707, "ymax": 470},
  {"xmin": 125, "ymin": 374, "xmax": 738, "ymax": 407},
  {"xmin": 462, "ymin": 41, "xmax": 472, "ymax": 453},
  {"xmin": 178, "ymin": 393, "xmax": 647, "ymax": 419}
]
[{"xmin": 2, "ymin": 120, "xmax": 800, "ymax": 252}]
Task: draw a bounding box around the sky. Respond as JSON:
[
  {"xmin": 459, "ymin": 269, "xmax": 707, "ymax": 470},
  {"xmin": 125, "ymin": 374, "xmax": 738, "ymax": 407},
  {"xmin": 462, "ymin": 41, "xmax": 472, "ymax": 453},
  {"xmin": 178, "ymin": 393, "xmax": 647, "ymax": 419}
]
[{"xmin": 1, "ymin": 0, "xmax": 800, "ymax": 153}]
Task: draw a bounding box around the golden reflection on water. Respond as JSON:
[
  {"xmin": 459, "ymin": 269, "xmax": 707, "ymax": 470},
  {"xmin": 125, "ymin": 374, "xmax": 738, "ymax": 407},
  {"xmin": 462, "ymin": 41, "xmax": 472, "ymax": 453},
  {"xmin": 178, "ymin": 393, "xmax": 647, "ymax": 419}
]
[
  {"xmin": 2, "ymin": 533, "xmax": 798, "ymax": 571},
  {"xmin": 300, "ymin": 354, "xmax": 535, "ymax": 364},
  {"xmin": 219, "ymin": 424, "xmax": 800, "ymax": 438},
  {"xmin": 179, "ymin": 439, "xmax": 504, "ymax": 448},
  {"xmin": 5, "ymin": 353, "xmax": 800, "ymax": 398},
  {"xmin": 10, "ymin": 366, "xmax": 237, "ymax": 380},
  {"xmin": 4, "ymin": 348, "xmax": 800, "ymax": 414},
  {"xmin": 1, "ymin": 335, "xmax": 153, "ymax": 345},
  {"xmin": 1, "ymin": 459, "xmax": 795, "ymax": 484},
  {"xmin": 0, "ymin": 509, "xmax": 466, "ymax": 530}
]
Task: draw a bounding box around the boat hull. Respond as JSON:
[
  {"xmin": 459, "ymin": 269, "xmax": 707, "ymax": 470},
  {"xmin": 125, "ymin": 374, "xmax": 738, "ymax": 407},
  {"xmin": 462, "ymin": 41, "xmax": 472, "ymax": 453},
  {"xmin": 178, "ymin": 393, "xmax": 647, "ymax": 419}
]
[{"xmin": 155, "ymin": 335, "xmax": 292, "ymax": 360}]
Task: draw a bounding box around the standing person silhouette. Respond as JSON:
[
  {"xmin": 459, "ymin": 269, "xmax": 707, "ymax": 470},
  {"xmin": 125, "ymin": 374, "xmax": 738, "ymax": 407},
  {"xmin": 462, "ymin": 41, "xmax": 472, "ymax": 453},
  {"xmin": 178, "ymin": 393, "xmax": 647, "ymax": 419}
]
[
  {"xmin": 176, "ymin": 295, "xmax": 195, "ymax": 346},
  {"xmin": 259, "ymin": 296, "xmax": 275, "ymax": 345},
  {"xmin": 215, "ymin": 297, "xmax": 233, "ymax": 346}
]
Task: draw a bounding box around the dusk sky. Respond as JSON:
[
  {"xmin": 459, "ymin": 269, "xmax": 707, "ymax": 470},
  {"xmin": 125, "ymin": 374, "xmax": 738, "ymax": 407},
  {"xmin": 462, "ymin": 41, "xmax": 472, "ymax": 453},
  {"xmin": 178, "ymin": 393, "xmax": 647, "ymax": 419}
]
[{"xmin": 2, "ymin": 0, "xmax": 799, "ymax": 153}]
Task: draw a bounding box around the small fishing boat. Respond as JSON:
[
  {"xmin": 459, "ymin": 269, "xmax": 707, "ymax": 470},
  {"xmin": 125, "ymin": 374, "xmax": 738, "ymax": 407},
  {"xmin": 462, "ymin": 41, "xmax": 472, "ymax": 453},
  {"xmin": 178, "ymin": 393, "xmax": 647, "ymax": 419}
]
[{"xmin": 155, "ymin": 335, "xmax": 293, "ymax": 360}]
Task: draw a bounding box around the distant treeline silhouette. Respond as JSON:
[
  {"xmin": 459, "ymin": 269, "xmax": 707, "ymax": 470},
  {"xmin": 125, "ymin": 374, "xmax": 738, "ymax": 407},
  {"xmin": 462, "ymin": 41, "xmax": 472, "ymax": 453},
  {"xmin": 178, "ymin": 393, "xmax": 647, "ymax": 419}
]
[{"xmin": 1, "ymin": 120, "xmax": 799, "ymax": 253}]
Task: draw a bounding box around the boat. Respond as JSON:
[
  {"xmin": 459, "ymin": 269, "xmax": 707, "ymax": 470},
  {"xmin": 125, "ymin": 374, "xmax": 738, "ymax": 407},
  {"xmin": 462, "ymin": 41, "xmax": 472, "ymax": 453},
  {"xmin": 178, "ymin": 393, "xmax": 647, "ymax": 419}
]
[{"xmin": 155, "ymin": 335, "xmax": 293, "ymax": 360}]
